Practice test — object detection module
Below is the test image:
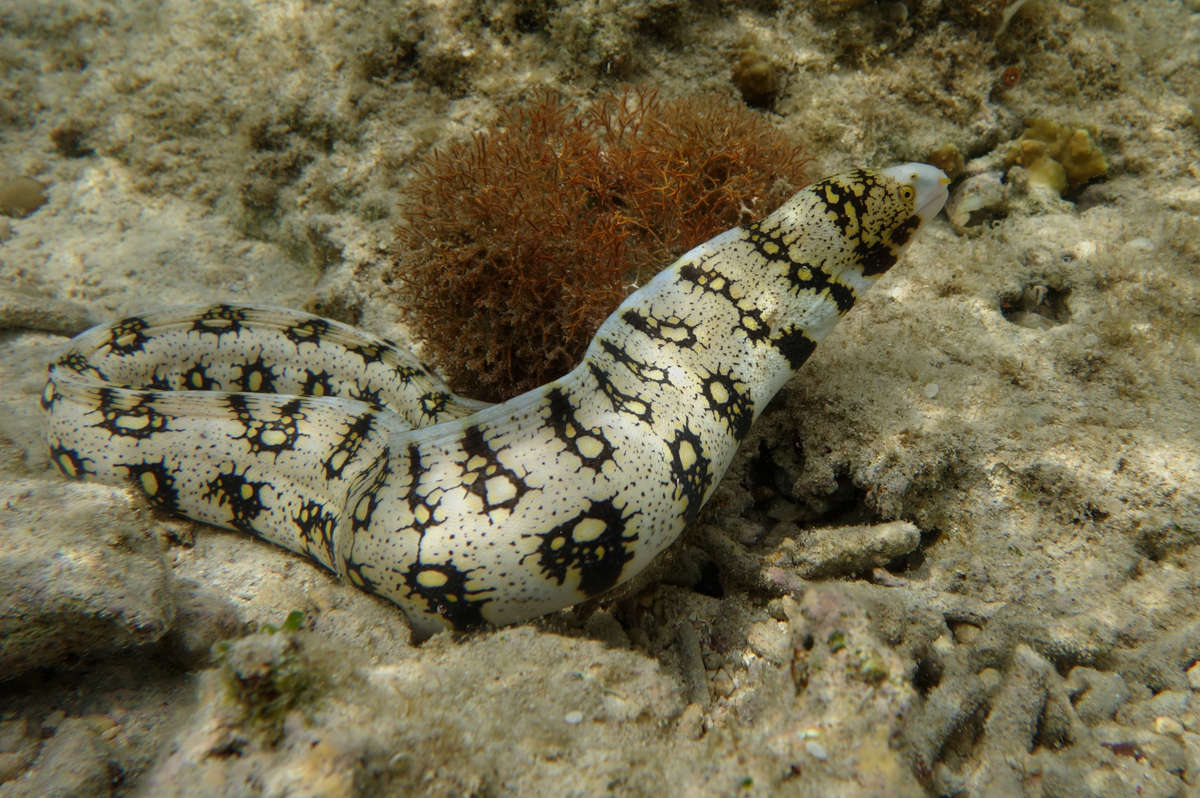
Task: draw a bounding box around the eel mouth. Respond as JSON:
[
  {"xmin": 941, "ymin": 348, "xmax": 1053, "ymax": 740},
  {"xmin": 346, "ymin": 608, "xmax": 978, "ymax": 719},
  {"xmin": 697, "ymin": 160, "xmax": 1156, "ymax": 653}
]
[{"xmin": 915, "ymin": 176, "xmax": 951, "ymax": 223}]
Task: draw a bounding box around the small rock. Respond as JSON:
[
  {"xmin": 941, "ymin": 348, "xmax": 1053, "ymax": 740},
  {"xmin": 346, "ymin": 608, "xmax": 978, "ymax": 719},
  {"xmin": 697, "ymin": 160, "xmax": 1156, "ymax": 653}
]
[
  {"xmin": 0, "ymin": 717, "xmax": 28, "ymax": 752},
  {"xmin": 978, "ymin": 667, "xmax": 1003, "ymax": 690},
  {"xmin": 0, "ymin": 747, "xmax": 36, "ymax": 785},
  {"xmin": 564, "ymin": 710, "xmax": 584, "ymax": 725},
  {"xmin": 1156, "ymin": 716, "xmax": 1185, "ymax": 736},
  {"xmin": 0, "ymin": 480, "xmax": 176, "ymax": 680},
  {"xmin": 770, "ymin": 521, "xmax": 921, "ymax": 579},
  {"xmin": 1118, "ymin": 689, "xmax": 1190, "ymax": 727},
  {"xmin": 1141, "ymin": 733, "xmax": 1189, "ymax": 774},
  {"xmin": 0, "ymin": 177, "xmax": 47, "ymax": 218},
  {"xmin": 0, "ymin": 717, "xmax": 38, "ymax": 785},
  {"xmin": 746, "ymin": 619, "xmax": 792, "ymax": 665},
  {"xmin": 10, "ymin": 717, "xmax": 112, "ymax": 798},
  {"xmin": 1186, "ymin": 660, "xmax": 1200, "ymax": 690},
  {"xmin": 0, "ymin": 291, "xmax": 99, "ymax": 335},
  {"xmin": 581, "ymin": 610, "xmax": 630, "ymax": 649},
  {"xmin": 931, "ymin": 634, "xmax": 955, "ymax": 657},
  {"xmin": 725, "ymin": 517, "xmax": 767, "ymax": 546},
  {"xmin": 676, "ymin": 703, "xmax": 705, "ymax": 740},
  {"xmin": 1064, "ymin": 667, "xmax": 1129, "ymax": 726},
  {"xmin": 162, "ymin": 579, "xmax": 245, "ymax": 666}
]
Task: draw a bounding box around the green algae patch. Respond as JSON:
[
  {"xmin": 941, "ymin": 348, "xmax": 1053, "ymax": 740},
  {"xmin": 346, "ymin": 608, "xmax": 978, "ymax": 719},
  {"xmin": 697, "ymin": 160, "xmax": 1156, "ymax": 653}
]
[{"xmin": 213, "ymin": 624, "xmax": 322, "ymax": 744}]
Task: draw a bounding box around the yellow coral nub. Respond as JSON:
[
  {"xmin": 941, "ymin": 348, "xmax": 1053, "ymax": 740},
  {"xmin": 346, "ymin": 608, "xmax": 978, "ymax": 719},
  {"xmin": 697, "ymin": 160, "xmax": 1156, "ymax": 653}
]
[{"xmin": 1005, "ymin": 118, "xmax": 1107, "ymax": 194}]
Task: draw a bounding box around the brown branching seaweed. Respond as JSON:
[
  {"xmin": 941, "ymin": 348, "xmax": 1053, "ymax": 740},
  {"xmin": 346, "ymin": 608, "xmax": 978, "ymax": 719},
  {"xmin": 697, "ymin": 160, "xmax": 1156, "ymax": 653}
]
[{"xmin": 391, "ymin": 88, "xmax": 810, "ymax": 401}]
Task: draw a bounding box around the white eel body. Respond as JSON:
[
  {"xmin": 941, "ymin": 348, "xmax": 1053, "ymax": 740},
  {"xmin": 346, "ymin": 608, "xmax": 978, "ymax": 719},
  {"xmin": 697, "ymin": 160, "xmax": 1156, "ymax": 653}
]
[{"xmin": 42, "ymin": 165, "xmax": 949, "ymax": 637}]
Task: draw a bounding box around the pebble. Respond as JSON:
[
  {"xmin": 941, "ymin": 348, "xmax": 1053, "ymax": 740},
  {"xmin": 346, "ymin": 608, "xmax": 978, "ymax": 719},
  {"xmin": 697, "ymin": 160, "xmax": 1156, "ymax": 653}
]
[
  {"xmin": 564, "ymin": 711, "xmax": 584, "ymax": 725},
  {"xmin": 979, "ymin": 667, "xmax": 1003, "ymax": 689},
  {"xmin": 0, "ymin": 176, "xmax": 47, "ymax": 218},
  {"xmin": 1155, "ymin": 716, "xmax": 1184, "ymax": 736},
  {"xmin": 805, "ymin": 740, "xmax": 828, "ymax": 761},
  {"xmin": 1186, "ymin": 660, "xmax": 1200, "ymax": 690},
  {"xmin": 0, "ymin": 481, "xmax": 176, "ymax": 680}
]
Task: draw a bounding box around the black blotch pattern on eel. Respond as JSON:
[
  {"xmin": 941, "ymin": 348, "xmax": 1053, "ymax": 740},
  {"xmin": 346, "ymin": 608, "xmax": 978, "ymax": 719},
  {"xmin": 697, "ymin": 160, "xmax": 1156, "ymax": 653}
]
[{"xmin": 42, "ymin": 165, "xmax": 949, "ymax": 637}]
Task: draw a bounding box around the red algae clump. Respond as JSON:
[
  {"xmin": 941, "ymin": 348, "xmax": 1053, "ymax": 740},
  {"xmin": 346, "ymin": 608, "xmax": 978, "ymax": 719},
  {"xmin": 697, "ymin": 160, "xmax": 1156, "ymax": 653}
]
[{"xmin": 390, "ymin": 88, "xmax": 811, "ymax": 401}]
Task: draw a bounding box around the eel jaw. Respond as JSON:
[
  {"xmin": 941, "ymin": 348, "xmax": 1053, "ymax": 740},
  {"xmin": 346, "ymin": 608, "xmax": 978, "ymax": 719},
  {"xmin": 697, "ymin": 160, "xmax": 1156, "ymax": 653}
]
[{"xmin": 881, "ymin": 162, "xmax": 951, "ymax": 224}]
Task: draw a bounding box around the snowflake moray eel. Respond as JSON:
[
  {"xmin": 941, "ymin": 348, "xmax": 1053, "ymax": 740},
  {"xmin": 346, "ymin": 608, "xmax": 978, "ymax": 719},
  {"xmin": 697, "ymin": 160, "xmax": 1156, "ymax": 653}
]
[{"xmin": 42, "ymin": 165, "xmax": 949, "ymax": 637}]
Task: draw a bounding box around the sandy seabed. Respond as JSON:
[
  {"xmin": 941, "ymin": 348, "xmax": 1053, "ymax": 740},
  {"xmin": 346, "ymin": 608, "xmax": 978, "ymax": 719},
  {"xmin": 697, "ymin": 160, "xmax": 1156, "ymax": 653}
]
[{"xmin": 1, "ymin": 1, "xmax": 1199, "ymax": 795}]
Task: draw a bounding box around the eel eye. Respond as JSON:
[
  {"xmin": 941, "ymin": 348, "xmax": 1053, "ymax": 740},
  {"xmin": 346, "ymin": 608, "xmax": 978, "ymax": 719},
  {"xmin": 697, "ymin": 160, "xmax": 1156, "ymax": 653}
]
[{"xmin": 900, "ymin": 185, "xmax": 915, "ymax": 201}]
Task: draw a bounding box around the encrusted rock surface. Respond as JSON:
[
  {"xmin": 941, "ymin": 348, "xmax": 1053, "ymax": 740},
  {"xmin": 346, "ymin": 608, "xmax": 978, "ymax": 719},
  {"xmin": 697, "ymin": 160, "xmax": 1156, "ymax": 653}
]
[{"xmin": 2, "ymin": 0, "xmax": 1198, "ymax": 795}]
